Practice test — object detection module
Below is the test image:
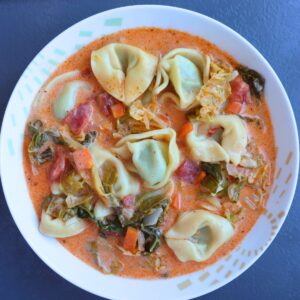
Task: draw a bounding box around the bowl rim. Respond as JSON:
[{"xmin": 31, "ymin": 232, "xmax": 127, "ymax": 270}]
[{"xmin": 1, "ymin": 4, "xmax": 299, "ymax": 300}]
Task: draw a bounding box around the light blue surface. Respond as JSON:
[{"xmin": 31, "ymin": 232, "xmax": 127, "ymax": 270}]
[{"xmin": 0, "ymin": 1, "xmax": 299, "ymax": 299}]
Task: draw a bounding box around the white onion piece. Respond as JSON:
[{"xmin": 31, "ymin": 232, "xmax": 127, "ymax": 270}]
[
  {"xmin": 143, "ymin": 207, "xmax": 163, "ymax": 226},
  {"xmin": 94, "ymin": 201, "xmax": 113, "ymax": 220},
  {"xmin": 137, "ymin": 231, "xmax": 145, "ymax": 252}
]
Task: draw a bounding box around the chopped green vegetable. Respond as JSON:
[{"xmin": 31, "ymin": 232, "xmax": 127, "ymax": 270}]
[
  {"xmin": 77, "ymin": 206, "xmax": 93, "ymax": 219},
  {"xmin": 81, "ymin": 131, "xmax": 97, "ymax": 147},
  {"xmin": 28, "ymin": 120, "xmax": 43, "ymax": 136},
  {"xmin": 126, "ymin": 188, "xmax": 169, "ymax": 225},
  {"xmin": 225, "ymin": 207, "xmax": 242, "ymax": 224},
  {"xmin": 141, "ymin": 225, "xmax": 162, "ymax": 253},
  {"xmin": 34, "ymin": 147, "xmax": 54, "ymax": 164},
  {"xmin": 28, "ymin": 132, "xmax": 49, "ymax": 158},
  {"xmin": 200, "ymin": 163, "xmax": 227, "ymax": 195},
  {"xmin": 44, "ymin": 129, "xmax": 64, "ymax": 144},
  {"xmin": 227, "ymin": 181, "xmax": 245, "ymax": 203},
  {"xmin": 101, "ymin": 161, "xmax": 118, "ymax": 194},
  {"xmin": 90, "ymin": 165, "xmax": 119, "ymax": 207},
  {"xmin": 97, "ymin": 215, "xmax": 124, "ymax": 235},
  {"xmin": 61, "ymin": 171, "xmax": 90, "ymax": 196},
  {"xmin": 43, "ymin": 194, "xmax": 77, "ymax": 222},
  {"xmin": 237, "ymin": 66, "xmax": 265, "ymax": 101},
  {"xmin": 91, "ymin": 165, "xmax": 106, "ymax": 196},
  {"xmin": 27, "ymin": 120, "xmax": 64, "ymax": 165},
  {"xmin": 66, "ymin": 194, "xmax": 93, "ymax": 209}
]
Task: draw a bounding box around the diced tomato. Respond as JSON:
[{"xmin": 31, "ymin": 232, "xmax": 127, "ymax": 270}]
[
  {"xmin": 228, "ymin": 76, "xmax": 251, "ymax": 104},
  {"xmin": 175, "ymin": 160, "xmax": 201, "ymax": 184},
  {"xmin": 64, "ymin": 102, "xmax": 93, "ymax": 135},
  {"xmin": 73, "ymin": 148, "xmax": 93, "ymax": 170},
  {"xmin": 207, "ymin": 127, "xmax": 221, "ymax": 137},
  {"xmin": 122, "ymin": 195, "xmax": 136, "ymax": 208},
  {"xmin": 98, "ymin": 93, "xmax": 117, "ymax": 117},
  {"xmin": 49, "ymin": 150, "xmax": 66, "ymax": 182}
]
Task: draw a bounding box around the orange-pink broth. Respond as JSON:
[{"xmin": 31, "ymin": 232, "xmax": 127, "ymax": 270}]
[{"xmin": 23, "ymin": 28, "xmax": 276, "ymax": 279}]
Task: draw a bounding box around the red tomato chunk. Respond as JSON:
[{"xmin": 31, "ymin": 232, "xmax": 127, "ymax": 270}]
[
  {"xmin": 175, "ymin": 160, "xmax": 200, "ymax": 184},
  {"xmin": 64, "ymin": 102, "xmax": 93, "ymax": 135},
  {"xmin": 228, "ymin": 76, "xmax": 251, "ymax": 104},
  {"xmin": 49, "ymin": 150, "xmax": 66, "ymax": 182},
  {"xmin": 98, "ymin": 93, "xmax": 117, "ymax": 117}
]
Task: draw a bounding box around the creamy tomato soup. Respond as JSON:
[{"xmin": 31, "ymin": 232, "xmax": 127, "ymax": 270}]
[{"xmin": 23, "ymin": 28, "xmax": 276, "ymax": 279}]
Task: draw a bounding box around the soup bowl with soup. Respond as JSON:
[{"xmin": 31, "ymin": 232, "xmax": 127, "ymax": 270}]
[{"xmin": 1, "ymin": 5, "xmax": 298, "ymax": 300}]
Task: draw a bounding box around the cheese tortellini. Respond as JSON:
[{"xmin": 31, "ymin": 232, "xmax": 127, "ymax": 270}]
[
  {"xmin": 154, "ymin": 48, "xmax": 211, "ymax": 109},
  {"xmin": 165, "ymin": 210, "xmax": 234, "ymax": 262},
  {"xmin": 39, "ymin": 209, "xmax": 87, "ymax": 238},
  {"xmin": 113, "ymin": 128, "xmax": 180, "ymax": 189},
  {"xmin": 91, "ymin": 43, "xmax": 158, "ymax": 105},
  {"xmin": 90, "ymin": 144, "xmax": 140, "ymax": 198},
  {"xmin": 53, "ymin": 80, "xmax": 92, "ymax": 120},
  {"xmin": 186, "ymin": 124, "xmax": 229, "ymax": 163},
  {"xmin": 186, "ymin": 115, "xmax": 247, "ymax": 165},
  {"xmin": 33, "ymin": 70, "xmax": 81, "ymax": 109}
]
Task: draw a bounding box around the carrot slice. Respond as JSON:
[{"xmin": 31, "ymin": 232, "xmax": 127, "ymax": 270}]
[
  {"xmin": 73, "ymin": 148, "xmax": 93, "ymax": 170},
  {"xmin": 178, "ymin": 122, "xmax": 193, "ymax": 139},
  {"xmin": 123, "ymin": 227, "xmax": 139, "ymax": 253},
  {"xmin": 110, "ymin": 103, "xmax": 125, "ymax": 118},
  {"xmin": 171, "ymin": 193, "xmax": 182, "ymax": 210},
  {"xmin": 196, "ymin": 171, "xmax": 207, "ymax": 184},
  {"xmin": 225, "ymin": 101, "xmax": 242, "ymax": 114}
]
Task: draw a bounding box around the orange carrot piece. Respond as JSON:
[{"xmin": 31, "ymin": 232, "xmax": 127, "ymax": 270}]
[
  {"xmin": 123, "ymin": 227, "xmax": 139, "ymax": 253},
  {"xmin": 225, "ymin": 101, "xmax": 242, "ymax": 114},
  {"xmin": 73, "ymin": 148, "xmax": 93, "ymax": 170},
  {"xmin": 196, "ymin": 171, "xmax": 207, "ymax": 184},
  {"xmin": 110, "ymin": 103, "xmax": 125, "ymax": 118},
  {"xmin": 178, "ymin": 122, "xmax": 193, "ymax": 139},
  {"xmin": 171, "ymin": 193, "xmax": 182, "ymax": 210}
]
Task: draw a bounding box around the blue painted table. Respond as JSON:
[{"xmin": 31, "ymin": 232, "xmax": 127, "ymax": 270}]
[{"xmin": 0, "ymin": 1, "xmax": 299, "ymax": 299}]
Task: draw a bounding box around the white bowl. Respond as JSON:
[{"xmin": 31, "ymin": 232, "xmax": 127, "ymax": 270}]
[{"xmin": 1, "ymin": 5, "xmax": 299, "ymax": 300}]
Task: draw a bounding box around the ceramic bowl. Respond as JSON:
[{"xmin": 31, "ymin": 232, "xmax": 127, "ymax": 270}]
[{"xmin": 1, "ymin": 5, "xmax": 298, "ymax": 300}]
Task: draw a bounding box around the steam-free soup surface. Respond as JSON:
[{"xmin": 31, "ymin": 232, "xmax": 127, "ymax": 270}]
[{"xmin": 23, "ymin": 28, "xmax": 276, "ymax": 278}]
